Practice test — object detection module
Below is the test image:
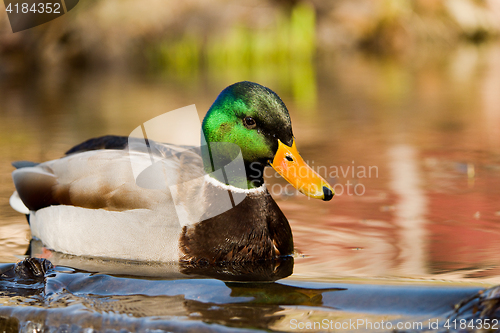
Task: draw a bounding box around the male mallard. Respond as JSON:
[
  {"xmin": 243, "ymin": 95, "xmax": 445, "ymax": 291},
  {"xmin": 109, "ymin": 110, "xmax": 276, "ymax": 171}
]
[{"xmin": 10, "ymin": 81, "xmax": 333, "ymax": 264}]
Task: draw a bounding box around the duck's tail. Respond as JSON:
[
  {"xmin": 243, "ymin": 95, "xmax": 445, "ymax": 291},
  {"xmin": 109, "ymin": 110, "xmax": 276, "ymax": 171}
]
[
  {"xmin": 10, "ymin": 191, "xmax": 30, "ymax": 215},
  {"xmin": 11, "ymin": 160, "xmax": 39, "ymax": 221}
]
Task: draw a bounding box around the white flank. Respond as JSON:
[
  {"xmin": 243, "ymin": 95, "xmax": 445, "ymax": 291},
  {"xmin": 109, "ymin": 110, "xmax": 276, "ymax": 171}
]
[{"xmin": 30, "ymin": 205, "xmax": 182, "ymax": 262}]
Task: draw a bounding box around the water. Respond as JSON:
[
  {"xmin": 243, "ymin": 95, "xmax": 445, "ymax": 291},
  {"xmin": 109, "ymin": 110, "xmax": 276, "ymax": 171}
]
[
  {"xmin": 0, "ymin": 259, "xmax": 490, "ymax": 332},
  {"xmin": 1, "ymin": 43, "xmax": 500, "ymax": 331}
]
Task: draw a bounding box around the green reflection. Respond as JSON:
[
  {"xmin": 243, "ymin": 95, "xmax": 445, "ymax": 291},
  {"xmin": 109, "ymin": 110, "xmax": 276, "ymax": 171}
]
[{"xmin": 148, "ymin": 3, "xmax": 317, "ymax": 108}]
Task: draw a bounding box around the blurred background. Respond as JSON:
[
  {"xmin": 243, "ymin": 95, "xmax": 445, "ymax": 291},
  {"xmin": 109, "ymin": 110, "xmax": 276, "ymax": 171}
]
[{"xmin": 0, "ymin": 0, "xmax": 499, "ymax": 282}]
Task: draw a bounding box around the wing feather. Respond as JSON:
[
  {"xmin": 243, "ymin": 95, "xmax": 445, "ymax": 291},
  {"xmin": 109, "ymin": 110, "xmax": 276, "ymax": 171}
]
[
  {"xmin": 12, "ymin": 146, "xmax": 205, "ymax": 212},
  {"xmin": 65, "ymin": 135, "xmax": 128, "ymax": 155}
]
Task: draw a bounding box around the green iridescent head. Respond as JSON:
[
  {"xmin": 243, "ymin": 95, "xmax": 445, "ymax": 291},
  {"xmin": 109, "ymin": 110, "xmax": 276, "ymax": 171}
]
[
  {"xmin": 201, "ymin": 81, "xmax": 334, "ymax": 201},
  {"xmin": 201, "ymin": 81, "xmax": 293, "ymax": 188}
]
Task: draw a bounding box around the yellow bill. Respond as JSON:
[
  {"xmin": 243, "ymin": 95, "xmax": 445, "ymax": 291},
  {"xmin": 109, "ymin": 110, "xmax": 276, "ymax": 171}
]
[{"xmin": 270, "ymin": 139, "xmax": 334, "ymax": 201}]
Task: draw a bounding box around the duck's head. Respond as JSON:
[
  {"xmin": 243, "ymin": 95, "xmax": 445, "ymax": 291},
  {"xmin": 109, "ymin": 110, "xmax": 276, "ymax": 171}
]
[{"xmin": 202, "ymin": 81, "xmax": 333, "ymax": 201}]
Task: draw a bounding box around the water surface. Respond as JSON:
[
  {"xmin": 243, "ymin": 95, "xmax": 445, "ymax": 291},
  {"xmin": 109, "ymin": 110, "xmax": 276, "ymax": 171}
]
[{"xmin": 1, "ymin": 43, "xmax": 500, "ymax": 331}]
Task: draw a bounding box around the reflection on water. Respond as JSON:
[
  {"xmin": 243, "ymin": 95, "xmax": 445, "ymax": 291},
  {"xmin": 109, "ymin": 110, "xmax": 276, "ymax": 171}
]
[
  {"xmin": 388, "ymin": 144, "xmax": 427, "ymax": 276},
  {"xmin": 27, "ymin": 239, "xmax": 294, "ymax": 282},
  {"xmin": 0, "ymin": 259, "xmax": 493, "ymax": 333}
]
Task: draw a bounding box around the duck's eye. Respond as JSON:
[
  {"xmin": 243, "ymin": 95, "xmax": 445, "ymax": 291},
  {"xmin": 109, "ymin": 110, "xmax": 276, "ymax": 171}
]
[
  {"xmin": 243, "ymin": 117, "xmax": 257, "ymax": 129},
  {"xmin": 286, "ymin": 155, "xmax": 294, "ymax": 162}
]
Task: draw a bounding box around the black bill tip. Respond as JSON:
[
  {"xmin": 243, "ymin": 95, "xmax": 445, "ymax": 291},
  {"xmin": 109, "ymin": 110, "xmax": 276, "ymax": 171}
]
[{"xmin": 322, "ymin": 186, "xmax": 334, "ymax": 201}]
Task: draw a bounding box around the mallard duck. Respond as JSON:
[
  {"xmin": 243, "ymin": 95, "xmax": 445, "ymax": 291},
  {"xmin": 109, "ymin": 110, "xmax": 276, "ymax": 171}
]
[{"xmin": 10, "ymin": 81, "xmax": 333, "ymax": 264}]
